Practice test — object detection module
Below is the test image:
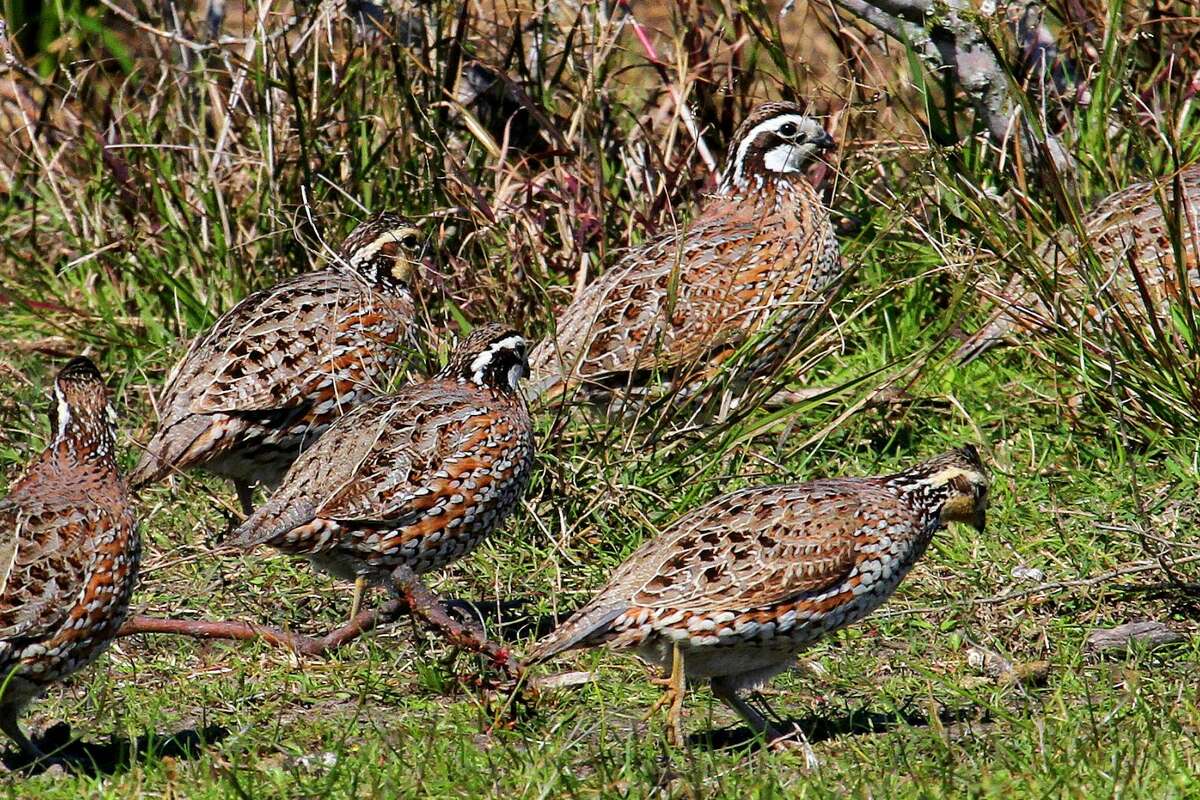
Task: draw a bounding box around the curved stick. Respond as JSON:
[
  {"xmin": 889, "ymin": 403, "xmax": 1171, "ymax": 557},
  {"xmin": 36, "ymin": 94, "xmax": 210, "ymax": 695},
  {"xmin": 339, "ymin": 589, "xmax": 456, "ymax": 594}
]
[{"xmin": 117, "ymin": 600, "xmax": 406, "ymax": 656}]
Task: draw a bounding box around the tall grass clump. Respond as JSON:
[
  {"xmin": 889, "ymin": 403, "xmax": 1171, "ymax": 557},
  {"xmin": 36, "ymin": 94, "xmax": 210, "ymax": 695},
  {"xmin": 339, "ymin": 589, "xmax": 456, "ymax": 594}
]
[
  {"xmin": 0, "ymin": 0, "xmax": 947, "ymax": 473},
  {"xmin": 907, "ymin": 1, "xmax": 1200, "ymax": 442}
]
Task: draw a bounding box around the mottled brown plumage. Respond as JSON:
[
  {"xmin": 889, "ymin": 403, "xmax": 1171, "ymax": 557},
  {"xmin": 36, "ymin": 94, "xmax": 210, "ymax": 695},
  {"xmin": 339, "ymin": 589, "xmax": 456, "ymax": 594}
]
[
  {"xmin": 528, "ymin": 102, "xmax": 842, "ymax": 403},
  {"xmin": 0, "ymin": 358, "xmax": 140, "ymax": 762},
  {"xmin": 229, "ymin": 324, "xmax": 534, "ymax": 662},
  {"xmin": 957, "ymin": 166, "xmax": 1200, "ymax": 362},
  {"xmin": 130, "ymin": 213, "xmax": 426, "ymax": 512},
  {"xmin": 529, "ymin": 446, "xmax": 988, "ymax": 746}
]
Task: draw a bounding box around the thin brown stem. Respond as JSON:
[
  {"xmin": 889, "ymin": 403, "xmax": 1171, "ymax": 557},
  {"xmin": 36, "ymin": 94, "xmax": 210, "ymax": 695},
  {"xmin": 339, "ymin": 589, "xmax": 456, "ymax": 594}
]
[{"xmin": 117, "ymin": 601, "xmax": 406, "ymax": 656}]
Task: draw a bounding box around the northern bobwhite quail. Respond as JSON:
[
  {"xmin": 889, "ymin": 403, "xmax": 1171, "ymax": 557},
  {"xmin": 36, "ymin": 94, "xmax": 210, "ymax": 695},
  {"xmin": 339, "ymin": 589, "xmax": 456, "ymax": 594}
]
[
  {"xmin": 527, "ymin": 446, "xmax": 988, "ymax": 749},
  {"xmin": 956, "ymin": 166, "xmax": 1200, "ymax": 362},
  {"xmin": 228, "ymin": 323, "xmax": 534, "ymax": 666},
  {"xmin": 130, "ymin": 212, "xmax": 427, "ymax": 514},
  {"xmin": 0, "ymin": 357, "xmax": 140, "ymax": 763},
  {"xmin": 527, "ymin": 101, "xmax": 842, "ymax": 403}
]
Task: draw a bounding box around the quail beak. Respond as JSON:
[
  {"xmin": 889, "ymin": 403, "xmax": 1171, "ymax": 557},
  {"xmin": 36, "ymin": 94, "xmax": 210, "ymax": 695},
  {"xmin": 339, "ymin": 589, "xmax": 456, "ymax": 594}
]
[
  {"xmin": 815, "ymin": 129, "xmax": 836, "ymax": 152},
  {"xmin": 972, "ymin": 506, "xmax": 987, "ymax": 533}
]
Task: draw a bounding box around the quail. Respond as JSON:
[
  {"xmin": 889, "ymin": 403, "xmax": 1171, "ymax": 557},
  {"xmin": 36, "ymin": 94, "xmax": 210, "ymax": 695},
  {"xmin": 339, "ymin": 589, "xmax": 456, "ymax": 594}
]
[
  {"xmin": 956, "ymin": 166, "xmax": 1200, "ymax": 362},
  {"xmin": 527, "ymin": 446, "xmax": 988, "ymax": 748},
  {"xmin": 527, "ymin": 101, "xmax": 842, "ymax": 404},
  {"xmin": 0, "ymin": 357, "xmax": 140, "ymax": 763},
  {"xmin": 228, "ymin": 323, "xmax": 534, "ymax": 666},
  {"xmin": 130, "ymin": 212, "xmax": 427, "ymax": 515}
]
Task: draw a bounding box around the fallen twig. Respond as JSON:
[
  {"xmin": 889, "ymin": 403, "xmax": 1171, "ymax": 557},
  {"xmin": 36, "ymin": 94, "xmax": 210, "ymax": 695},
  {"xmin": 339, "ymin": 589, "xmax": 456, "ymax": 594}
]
[
  {"xmin": 1085, "ymin": 621, "xmax": 1186, "ymax": 654},
  {"xmin": 117, "ymin": 600, "xmax": 407, "ymax": 656}
]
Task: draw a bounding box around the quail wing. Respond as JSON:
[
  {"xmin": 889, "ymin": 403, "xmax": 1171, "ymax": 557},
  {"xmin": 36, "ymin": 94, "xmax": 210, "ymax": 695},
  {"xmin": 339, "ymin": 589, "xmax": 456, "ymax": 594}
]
[
  {"xmin": 0, "ymin": 466, "xmax": 101, "ymax": 648},
  {"xmin": 170, "ymin": 273, "xmax": 384, "ymax": 415},
  {"xmin": 538, "ymin": 213, "xmax": 827, "ymax": 389},
  {"xmin": 533, "ymin": 482, "xmax": 886, "ymax": 659},
  {"xmin": 231, "ymin": 382, "xmax": 512, "ymax": 546},
  {"xmin": 610, "ymin": 483, "xmax": 872, "ymax": 613}
]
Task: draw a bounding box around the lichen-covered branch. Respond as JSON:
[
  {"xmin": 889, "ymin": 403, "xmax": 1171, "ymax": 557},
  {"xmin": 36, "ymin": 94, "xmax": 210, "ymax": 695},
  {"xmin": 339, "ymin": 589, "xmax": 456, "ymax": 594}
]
[{"xmin": 829, "ymin": 0, "xmax": 1073, "ymax": 177}]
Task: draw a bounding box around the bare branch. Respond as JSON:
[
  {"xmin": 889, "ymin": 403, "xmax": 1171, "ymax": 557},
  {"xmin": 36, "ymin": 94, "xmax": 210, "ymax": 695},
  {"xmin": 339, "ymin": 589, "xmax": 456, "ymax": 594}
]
[
  {"xmin": 828, "ymin": 0, "xmax": 929, "ymax": 46},
  {"xmin": 828, "ymin": 0, "xmax": 1074, "ymax": 177}
]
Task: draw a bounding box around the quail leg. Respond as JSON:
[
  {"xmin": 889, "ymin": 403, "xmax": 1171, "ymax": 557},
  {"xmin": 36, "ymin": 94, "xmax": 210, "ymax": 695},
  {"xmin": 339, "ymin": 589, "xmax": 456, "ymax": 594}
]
[
  {"xmin": 0, "ymin": 707, "xmax": 78, "ymax": 771},
  {"xmin": 643, "ymin": 643, "xmax": 686, "ymax": 744},
  {"xmin": 214, "ymin": 482, "xmax": 255, "ymax": 540},
  {"xmin": 710, "ymin": 677, "xmax": 771, "ymax": 736},
  {"xmin": 710, "ymin": 678, "xmax": 818, "ymax": 766},
  {"xmin": 666, "ymin": 643, "xmax": 686, "ymax": 744},
  {"xmin": 388, "ymin": 565, "xmax": 514, "ymax": 676},
  {"xmin": 349, "ymin": 575, "xmax": 369, "ymax": 621},
  {"xmin": 0, "ymin": 707, "xmax": 44, "ymax": 765}
]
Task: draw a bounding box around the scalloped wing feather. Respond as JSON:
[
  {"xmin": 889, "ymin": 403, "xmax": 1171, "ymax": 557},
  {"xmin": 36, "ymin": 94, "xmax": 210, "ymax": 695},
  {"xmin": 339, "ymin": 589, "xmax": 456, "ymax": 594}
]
[{"xmin": 0, "ymin": 455, "xmax": 100, "ymax": 648}]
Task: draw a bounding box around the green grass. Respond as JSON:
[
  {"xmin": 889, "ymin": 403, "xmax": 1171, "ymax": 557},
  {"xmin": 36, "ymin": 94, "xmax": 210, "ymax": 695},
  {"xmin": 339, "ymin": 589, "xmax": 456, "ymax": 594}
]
[{"xmin": 2, "ymin": 0, "xmax": 1200, "ymax": 797}]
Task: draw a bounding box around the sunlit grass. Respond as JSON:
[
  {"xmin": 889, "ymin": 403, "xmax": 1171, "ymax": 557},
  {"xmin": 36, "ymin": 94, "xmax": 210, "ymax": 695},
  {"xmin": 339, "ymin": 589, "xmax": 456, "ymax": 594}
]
[{"xmin": 1, "ymin": 0, "xmax": 1199, "ymax": 796}]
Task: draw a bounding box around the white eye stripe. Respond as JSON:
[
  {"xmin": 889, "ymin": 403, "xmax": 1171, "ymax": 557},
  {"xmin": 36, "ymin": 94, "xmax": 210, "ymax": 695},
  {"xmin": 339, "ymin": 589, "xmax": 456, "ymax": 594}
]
[
  {"xmin": 347, "ymin": 228, "xmax": 420, "ymax": 267},
  {"xmin": 726, "ymin": 113, "xmax": 818, "ymax": 190},
  {"xmin": 468, "ymin": 334, "xmax": 528, "ymax": 384},
  {"xmin": 919, "ymin": 467, "xmax": 988, "ymax": 487}
]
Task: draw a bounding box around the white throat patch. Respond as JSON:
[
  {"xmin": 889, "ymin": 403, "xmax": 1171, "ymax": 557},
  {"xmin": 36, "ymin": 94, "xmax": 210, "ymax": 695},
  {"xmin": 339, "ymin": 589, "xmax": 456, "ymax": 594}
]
[
  {"xmin": 725, "ymin": 113, "xmax": 815, "ymax": 191},
  {"xmin": 762, "ymin": 143, "xmax": 808, "ymax": 174},
  {"xmin": 506, "ymin": 363, "xmax": 525, "ymax": 392}
]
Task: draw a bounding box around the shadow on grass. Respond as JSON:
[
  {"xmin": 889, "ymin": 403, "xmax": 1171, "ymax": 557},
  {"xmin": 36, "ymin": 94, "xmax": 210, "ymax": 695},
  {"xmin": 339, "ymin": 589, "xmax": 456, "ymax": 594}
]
[
  {"xmin": 2, "ymin": 722, "xmax": 229, "ymax": 776},
  {"xmin": 690, "ymin": 704, "xmax": 983, "ymax": 751},
  {"xmin": 445, "ymin": 597, "xmax": 568, "ymax": 641}
]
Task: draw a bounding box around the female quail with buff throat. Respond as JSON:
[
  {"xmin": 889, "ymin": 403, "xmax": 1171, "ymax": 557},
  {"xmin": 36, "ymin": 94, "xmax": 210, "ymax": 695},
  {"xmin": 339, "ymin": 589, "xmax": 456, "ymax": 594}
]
[
  {"xmin": 130, "ymin": 212, "xmax": 428, "ymax": 515},
  {"xmin": 528, "ymin": 446, "xmax": 989, "ymax": 750}
]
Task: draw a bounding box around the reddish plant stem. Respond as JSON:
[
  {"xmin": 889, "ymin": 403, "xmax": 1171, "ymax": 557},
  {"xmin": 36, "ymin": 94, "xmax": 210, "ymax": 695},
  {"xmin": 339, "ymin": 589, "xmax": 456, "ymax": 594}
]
[
  {"xmin": 615, "ymin": 0, "xmax": 717, "ymax": 173},
  {"xmin": 117, "ymin": 600, "xmax": 406, "ymax": 656}
]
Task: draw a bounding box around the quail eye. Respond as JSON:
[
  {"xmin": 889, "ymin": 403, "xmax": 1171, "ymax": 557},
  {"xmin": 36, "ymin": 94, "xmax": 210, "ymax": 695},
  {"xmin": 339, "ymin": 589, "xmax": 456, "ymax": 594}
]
[
  {"xmin": 390, "ymin": 229, "xmax": 421, "ymax": 248},
  {"xmin": 778, "ymin": 122, "xmax": 798, "ymax": 138}
]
